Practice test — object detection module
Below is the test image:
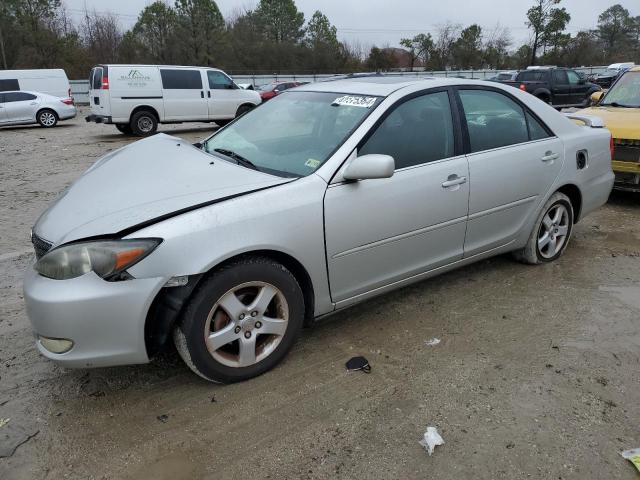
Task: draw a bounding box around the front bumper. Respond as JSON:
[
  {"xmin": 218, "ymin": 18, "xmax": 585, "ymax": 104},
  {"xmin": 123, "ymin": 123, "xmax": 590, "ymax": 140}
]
[
  {"xmin": 24, "ymin": 268, "xmax": 166, "ymax": 368},
  {"xmin": 85, "ymin": 113, "xmax": 112, "ymax": 124}
]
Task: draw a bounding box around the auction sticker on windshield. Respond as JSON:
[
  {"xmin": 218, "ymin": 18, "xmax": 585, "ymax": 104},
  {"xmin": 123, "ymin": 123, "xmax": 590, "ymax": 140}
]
[{"xmin": 332, "ymin": 95, "xmax": 377, "ymax": 108}]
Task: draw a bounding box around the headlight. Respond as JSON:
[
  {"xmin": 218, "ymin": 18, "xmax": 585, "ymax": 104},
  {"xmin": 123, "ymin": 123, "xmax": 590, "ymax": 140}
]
[{"xmin": 34, "ymin": 239, "xmax": 161, "ymax": 280}]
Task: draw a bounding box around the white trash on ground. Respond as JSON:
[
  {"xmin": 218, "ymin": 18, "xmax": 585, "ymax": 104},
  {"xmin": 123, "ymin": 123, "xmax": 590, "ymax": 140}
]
[
  {"xmin": 425, "ymin": 338, "xmax": 441, "ymax": 346},
  {"xmin": 419, "ymin": 426, "xmax": 444, "ymax": 455}
]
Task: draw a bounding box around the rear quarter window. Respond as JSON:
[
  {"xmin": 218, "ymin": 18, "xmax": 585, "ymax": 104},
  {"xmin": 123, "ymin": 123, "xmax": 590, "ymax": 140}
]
[{"xmin": 161, "ymin": 69, "xmax": 203, "ymax": 89}]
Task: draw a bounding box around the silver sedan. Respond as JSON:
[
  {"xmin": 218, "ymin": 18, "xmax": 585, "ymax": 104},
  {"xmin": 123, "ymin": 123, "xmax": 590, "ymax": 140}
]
[
  {"xmin": 0, "ymin": 90, "xmax": 76, "ymax": 128},
  {"xmin": 24, "ymin": 77, "xmax": 614, "ymax": 382}
]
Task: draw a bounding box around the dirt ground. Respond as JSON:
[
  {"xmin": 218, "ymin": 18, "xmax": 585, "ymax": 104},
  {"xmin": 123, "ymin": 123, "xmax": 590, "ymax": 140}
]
[{"xmin": 0, "ymin": 109, "xmax": 639, "ymax": 480}]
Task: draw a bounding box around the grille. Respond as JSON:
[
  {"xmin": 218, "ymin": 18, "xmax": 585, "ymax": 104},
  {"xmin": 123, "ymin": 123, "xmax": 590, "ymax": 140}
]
[
  {"xmin": 613, "ymin": 139, "xmax": 640, "ymax": 163},
  {"xmin": 31, "ymin": 232, "xmax": 53, "ymax": 260}
]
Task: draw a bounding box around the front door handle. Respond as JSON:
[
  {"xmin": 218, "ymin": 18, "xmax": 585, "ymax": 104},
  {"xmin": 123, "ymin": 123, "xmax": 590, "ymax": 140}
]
[
  {"xmin": 200, "ymin": 91, "xmax": 204, "ymax": 98},
  {"xmin": 208, "ymin": 91, "xmax": 211, "ymax": 98},
  {"xmin": 541, "ymin": 151, "xmax": 559, "ymax": 162},
  {"xmin": 442, "ymin": 175, "xmax": 467, "ymax": 188}
]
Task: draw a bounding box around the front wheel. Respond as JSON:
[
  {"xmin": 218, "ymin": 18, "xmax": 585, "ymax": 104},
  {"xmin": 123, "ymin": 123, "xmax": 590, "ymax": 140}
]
[
  {"xmin": 236, "ymin": 104, "xmax": 254, "ymax": 117},
  {"xmin": 37, "ymin": 109, "xmax": 58, "ymax": 128},
  {"xmin": 513, "ymin": 192, "xmax": 574, "ymax": 265},
  {"xmin": 174, "ymin": 256, "xmax": 305, "ymax": 383}
]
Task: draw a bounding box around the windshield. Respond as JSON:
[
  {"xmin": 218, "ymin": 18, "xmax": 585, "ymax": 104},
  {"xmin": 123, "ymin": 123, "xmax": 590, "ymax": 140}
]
[
  {"xmin": 603, "ymin": 69, "xmax": 619, "ymax": 75},
  {"xmin": 203, "ymin": 91, "xmax": 381, "ymax": 177},
  {"xmin": 601, "ymin": 71, "xmax": 640, "ymax": 107}
]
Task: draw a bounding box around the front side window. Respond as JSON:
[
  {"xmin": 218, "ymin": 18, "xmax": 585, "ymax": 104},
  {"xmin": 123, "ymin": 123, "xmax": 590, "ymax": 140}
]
[
  {"xmin": 567, "ymin": 70, "xmax": 581, "ymax": 85},
  {"xmin": 601, "ymin": 71, "xmax": 640, "ymax": 107},
  {"xmin": 207, "ymin": 71, "xmax": 233, "ymax": 90},
  {"xmin": 459, "ymin": 89, "xmax": 529, "ymax": 152},
  {"xmin": 359, "ymin": 91, "xmax": 455, "ymax": 169},
  {"xmin": 203, "ymin": 91, "xmax": 380, "ymax": 177},
  {"xmin": 160, "ymin": 69, "xmax": 202, "ymax": 89}
]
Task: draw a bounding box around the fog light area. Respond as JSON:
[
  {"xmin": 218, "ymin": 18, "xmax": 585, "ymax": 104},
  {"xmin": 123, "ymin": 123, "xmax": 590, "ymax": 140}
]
[{"xmin": 39, "ymin": 335, "xmax": 74, "ymax": 354}]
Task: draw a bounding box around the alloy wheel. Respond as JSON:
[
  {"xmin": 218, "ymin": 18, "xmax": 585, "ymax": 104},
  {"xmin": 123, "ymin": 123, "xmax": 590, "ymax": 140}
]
[
  {"xmin": 40, "ymin": 111, "xmax": 56, "ymax": 127},
  {"xmin": 204, "ymin": 281, "xmax": 289, "ymax": 368},
  {"xmin": 537, "ymin": 204, "xmax": 570, "ymax": 259}
]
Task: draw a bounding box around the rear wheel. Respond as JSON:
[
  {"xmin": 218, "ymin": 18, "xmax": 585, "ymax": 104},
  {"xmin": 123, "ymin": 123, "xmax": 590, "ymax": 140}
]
[
  {"xmin": 37, "ymin": 109, "xmax": 58, "ymax": 128},
  {"xmin": 514, "ymin": 192, "xmax": 574, "ymax": 265},
  {"xmin": 130, "ymin": 110, "xmax": 158, "ymax": 136},
  {"xmin": 115, "ymin": 123, "xmax": 132, "ymax": 135},
  {"xmin": 174, "ymin": 256, "xmax": 305, "ymax": 383},
  {"xmin": 215, "ymin": 119, "xmax": 231, "ymax": 127}
]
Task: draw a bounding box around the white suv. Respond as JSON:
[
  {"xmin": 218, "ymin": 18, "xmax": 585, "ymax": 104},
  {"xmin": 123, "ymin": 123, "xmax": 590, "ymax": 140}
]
[{"xmin": 86, "ymin": 65, "xmax": 261, "ymax": 136}]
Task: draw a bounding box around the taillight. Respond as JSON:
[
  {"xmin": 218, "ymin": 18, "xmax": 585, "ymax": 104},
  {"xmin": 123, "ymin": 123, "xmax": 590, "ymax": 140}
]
[
  {"xmin": 519, "ymin": 84, "xmax": 526, "ymax": 91},
  {"xmin": 61, "ymin": 98, "xmax": 74, "ymax": 105},
  {"xmin": 101, "ymin": 75, "xmax": 109, "ymax": 90},
  {"xmin": 610, "ymin": 135, "xmax": 614, "ymax": 160}
]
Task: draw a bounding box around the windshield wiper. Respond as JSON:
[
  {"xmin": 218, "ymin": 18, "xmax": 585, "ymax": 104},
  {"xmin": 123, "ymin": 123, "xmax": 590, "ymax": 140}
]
[
  {"xmin": 213, "ymin": 148, "xmax": 260, "ymax": 171},
  {"xmin": 603, "ymin": 102, "xmax": 636, "ymax": 108}
]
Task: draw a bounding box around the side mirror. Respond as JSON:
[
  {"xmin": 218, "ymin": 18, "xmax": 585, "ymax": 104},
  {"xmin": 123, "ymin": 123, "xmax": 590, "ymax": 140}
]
[
  {"xmin": 343, "ymin": 154, "xmax": 395, "ymax": 181},
  {"xmin": 590, "ymin": 91, "xmax": 603, "ymax": 105}
]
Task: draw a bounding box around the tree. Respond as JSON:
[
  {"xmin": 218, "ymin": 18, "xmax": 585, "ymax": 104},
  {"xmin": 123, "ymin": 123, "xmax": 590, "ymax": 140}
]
[
  {"xmin": 596, "ymin": 4, "xmax": 635, "ymax": 60},
  {"xmin": 525, "ymin": 0, "xmax": 565, "ymax": 65},
  {"xmin": 174, "ymin": 0, "xmax": 225, "ymax": 65},
  {"xmin": 254, "ymin": 0, "xmax": 305, "ymax": 44},
  {"xmin": 131, "ymin": 1, "xmax": 178, "ymax": 63},
  {"xmin": 400, "ymin": 33, "xmax": 433, "ymax": 71},
  {"xmin": 452, "ymin": 24, "xmax": 483, "ymax": 69},
  {"xmin": 82, "ymin": 11, "xmax": 122, "ymax": 64},
  {"xmin": 429, "ymin": 23, "xmax": 460, "ymax": 70},
  {"xmin": 541, "ymin": 7, "xmax": 571, "ymax": 55},
  {"xmin": 304, "ymin": 11, "xmax": 340, "ymax": 72},
  {"xmin": 483, "ymin": 24, "xmax": 512, "ymax": 69},
  {"xmin": 366, "ymin": 47, "xmax": 395, "ymax": 71}
]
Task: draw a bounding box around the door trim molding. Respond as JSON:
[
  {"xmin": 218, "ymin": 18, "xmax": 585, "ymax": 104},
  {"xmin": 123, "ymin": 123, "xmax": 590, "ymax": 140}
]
[
  {"xmin": 468, "ymin": 195, "xmax": 537, "ymax": 221},
  {"xmin": 333, "ymin": 215, "xmax": 467, "ymax": 259}
]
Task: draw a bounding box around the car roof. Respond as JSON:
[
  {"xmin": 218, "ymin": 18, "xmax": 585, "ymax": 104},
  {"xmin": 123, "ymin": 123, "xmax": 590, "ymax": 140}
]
[{"xmin": 296, "ymin": 76, "xmax": 494, "ymax": 97}]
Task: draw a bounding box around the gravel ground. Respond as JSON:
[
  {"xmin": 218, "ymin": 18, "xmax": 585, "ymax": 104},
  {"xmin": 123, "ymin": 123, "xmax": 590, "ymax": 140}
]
[{"xmin": 0, "ymin": 109, "xmax": 639, "ymax": 479}]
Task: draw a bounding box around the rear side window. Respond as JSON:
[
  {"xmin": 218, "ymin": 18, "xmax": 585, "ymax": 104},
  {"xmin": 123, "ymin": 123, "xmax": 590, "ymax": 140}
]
[
  {"xmin": 4, "ymin": 92, "xmax": 37, "ymax": 102},
  {"xmin": 459, "ymin": 89, "xmax": 529, "ymax": 152},
  {"xmin": 0, "ymin": 79, "xmax": 20, "ymax": 91},
  {"xmin": 359, "ymin": 91, "xmax": 455, "ymax": 169},
  {"xmin": 207, "ymin": 71, "xmax": 233, "ymax": 90},
  {"xmin": 567, "ymin": 70, "xmax": 581, "ymax": 85},
  {"xmin": 518, "ymin": 71, "xmax": 545, "ymax": 81},
  {"xmin": 553, "ymin": 70, "xmax": 569, "ymax": 85},
  {"xmin": 161, "ymin": 69, "xmax": 202, "ymax": 89}
]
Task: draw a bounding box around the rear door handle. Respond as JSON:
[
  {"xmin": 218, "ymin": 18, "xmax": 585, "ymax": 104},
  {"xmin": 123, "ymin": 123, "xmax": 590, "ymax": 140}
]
[
  {"xmin": 201, "ymin": 91, "xmax": 204, "ymax": 98},
  {"xmin": 541, "ymin": 151, "xmax": 559, "ymax": 162},
  {"xmin": 442, "ymin": 175, "xmax": 467, "ymax": 188}
]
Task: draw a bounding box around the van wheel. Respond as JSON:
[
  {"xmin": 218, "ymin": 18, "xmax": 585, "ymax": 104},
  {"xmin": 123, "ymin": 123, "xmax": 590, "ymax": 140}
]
[
  {"xmin": 236, "ymin": 104, "xmax": 253, "ymax": 117},
  {"xmin": 115, "ymin": 124, "xmax": 132, "ymax": 135},
  {"xmin": 513, "ymin": 192, "xmax": 574, "ymax": 265},
  {"xmin": 174, "ymin": 256, "xmax": 304, "ymax": 383},
  {"xmin": 37, "ymin": 109, "xmax": 58, "ymax": 128},
  {"xmin": 130, "ymin": 110, "xmax": 157, "ymax": 136},
  {"xmin": 215, "ymin": 119, "xmax": 231, "ymax": 127}
]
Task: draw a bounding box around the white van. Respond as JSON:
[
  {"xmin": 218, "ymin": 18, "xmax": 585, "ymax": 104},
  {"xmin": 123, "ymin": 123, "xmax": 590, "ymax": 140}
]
[
  {"xmin": 85, "ymin": 65, "xmax": 262, "ymax": 136},
  {"xmin": 0, "ymin": 69, "xmax": 71, "ymax": 98}
]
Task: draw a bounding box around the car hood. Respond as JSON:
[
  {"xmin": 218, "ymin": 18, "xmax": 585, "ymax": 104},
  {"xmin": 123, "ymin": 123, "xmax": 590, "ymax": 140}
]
[
  {"xmin": 34, "ymin": 134, "xmax": 290, "ymax": 245},
  {"xmin": 578, "ymin": 107, "xmax": 640, "ymax": 140}
]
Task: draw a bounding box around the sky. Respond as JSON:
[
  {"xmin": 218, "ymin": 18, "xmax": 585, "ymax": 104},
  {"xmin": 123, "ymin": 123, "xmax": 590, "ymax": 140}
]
[{"xmin": 62, "ymin": 0, "xmax": 639, "ymax": 49}]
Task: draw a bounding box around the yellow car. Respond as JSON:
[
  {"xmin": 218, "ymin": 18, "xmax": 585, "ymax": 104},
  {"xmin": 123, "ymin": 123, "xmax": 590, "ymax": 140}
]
[{"xmin": 578, "ymin": 66, "xmax": 640, "ymax": 192}]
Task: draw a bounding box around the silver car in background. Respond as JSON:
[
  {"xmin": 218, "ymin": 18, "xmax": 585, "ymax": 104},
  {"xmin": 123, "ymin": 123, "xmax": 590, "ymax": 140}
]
[
  {"xmin": 24, "ymin": 77, "xmax": 614, "ymax": 383},
  {"xmin": 0, "ymin": 90, "xmax": 76, "ymax": 128}
]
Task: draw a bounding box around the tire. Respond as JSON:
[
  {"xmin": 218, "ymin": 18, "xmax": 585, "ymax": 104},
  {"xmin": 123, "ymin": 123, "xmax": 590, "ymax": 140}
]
[
  {"xmin": 115, "ymin": 123, "xmax": 132, "ymax": 135},
  {"xmin": 37, "ymin": 109, "xmax": 58, "ymax": 128},
  {"xmin": 174, "ymin": 256, "xmax": 305, "ymax": 383},
  {"xmin": 236, "ymin": 104, "xmax": 253, "ymax": 117},
  {"xmin": 130, "ymin": 110, "xmax": 158, "ymax": 136},
  {"xmin": 215, "ymin": 119, "xmax": 231, "ymax": 127},
  {"xmin": 513, "ymin": 192, "xmax": 574, "ymax": 265}
]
